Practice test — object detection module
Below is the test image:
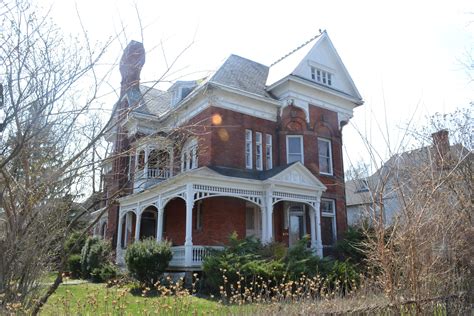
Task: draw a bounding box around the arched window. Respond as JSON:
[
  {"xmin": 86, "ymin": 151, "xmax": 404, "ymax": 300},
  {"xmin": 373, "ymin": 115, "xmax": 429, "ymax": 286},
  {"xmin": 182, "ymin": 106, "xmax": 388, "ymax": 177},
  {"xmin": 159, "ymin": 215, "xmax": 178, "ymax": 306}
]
[{"xmin": 181, "ymin": 138, "xmax": 198, "ymax": 172}]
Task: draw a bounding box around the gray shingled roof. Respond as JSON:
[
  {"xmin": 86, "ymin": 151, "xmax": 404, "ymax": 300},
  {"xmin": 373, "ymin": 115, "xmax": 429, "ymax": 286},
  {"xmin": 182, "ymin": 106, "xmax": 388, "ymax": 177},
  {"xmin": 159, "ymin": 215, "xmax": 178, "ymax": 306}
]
[
  {"xmin": 128, "ymin": 54, "xmax": 274, "ymax": 118},
  {"xmin": 132, "ymin": 85, "xmax": 172, "ymax": 117},
  {"xmin": 209, "ymin": 55, "xmax": 272, "ymax": 98}
]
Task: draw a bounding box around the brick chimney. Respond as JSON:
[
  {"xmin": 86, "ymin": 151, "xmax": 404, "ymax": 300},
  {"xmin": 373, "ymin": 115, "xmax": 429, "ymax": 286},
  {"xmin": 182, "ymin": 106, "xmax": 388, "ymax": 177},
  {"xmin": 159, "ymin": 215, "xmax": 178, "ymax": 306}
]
[
  {"xmin": 432, "ymin": 129, "xmax": 450, "ymax": 168},
  {"xmin": 119, "ymin": 40, "xmax": 145, "ymax": 98}
]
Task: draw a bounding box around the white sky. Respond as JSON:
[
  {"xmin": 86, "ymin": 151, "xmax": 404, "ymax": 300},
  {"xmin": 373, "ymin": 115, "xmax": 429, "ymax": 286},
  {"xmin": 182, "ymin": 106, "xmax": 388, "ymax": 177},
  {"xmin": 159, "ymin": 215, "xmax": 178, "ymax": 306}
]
[{"xmin": 43, "ymin": 0, "xmax": 473, "ymax": 168}]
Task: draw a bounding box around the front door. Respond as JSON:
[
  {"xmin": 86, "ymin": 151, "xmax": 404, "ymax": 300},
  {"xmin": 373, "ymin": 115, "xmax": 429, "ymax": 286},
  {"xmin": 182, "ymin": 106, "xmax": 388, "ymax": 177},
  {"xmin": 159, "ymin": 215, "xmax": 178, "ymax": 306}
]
[{"xmin": 289, "ymin": 205, "xmax": 306, "ymax": 246}]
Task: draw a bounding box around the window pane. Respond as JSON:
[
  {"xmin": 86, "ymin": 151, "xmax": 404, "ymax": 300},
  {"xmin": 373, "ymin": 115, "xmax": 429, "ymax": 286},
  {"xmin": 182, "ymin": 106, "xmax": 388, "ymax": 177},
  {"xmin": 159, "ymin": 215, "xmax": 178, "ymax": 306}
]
[
  {"xmin": 318, "ymin": 140, "xmax": 329, "ymax": 156},
  {"xmin": 288, "ymin": 137, "xmax": 301, "ymax": 153},
  {"xmin": 318, "ymin": 139, "xmax": 332, "ymax": 174},
  {"xmin": 266, "ymin": 134, "xmax": 272, "ymax": 145},
  {"xmin": 288, "ymin": 154, "xmax": 302, "ymax": 164},
  {"xmin": 320, "ymin": 158, "xmax": 329, "ymax": 173},
  {"xmin": 321, "ymin": 200, "xmax": 334, "ymax": 213},
  {"xmin": 246, "ymin": 130, "xmax": 252, "ymax": 141}
]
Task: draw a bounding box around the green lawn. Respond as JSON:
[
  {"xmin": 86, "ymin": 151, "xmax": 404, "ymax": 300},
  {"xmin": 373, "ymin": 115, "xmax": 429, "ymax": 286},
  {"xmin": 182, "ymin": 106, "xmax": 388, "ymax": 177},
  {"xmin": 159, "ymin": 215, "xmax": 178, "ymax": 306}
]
[
  {"xmin": 40, "ymin": 281, "xmax": 250, "ymax": 315},
  {"xmin": 37, "ymin": 280, "xmax": 457, "ymax": 315}
]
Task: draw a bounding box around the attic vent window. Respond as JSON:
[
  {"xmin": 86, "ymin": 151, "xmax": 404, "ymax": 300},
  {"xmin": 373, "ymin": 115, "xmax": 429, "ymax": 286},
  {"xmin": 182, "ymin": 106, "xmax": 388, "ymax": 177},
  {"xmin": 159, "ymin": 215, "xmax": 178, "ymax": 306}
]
[{"xmin": 311, "ymin": 67, "xmax": 332, "ymax": 86}]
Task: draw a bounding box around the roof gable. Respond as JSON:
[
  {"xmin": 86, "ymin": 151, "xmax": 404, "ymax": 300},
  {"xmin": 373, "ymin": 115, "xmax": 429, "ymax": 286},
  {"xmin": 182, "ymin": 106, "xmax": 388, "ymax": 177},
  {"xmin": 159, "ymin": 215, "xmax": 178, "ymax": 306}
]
[
  {"xmin": 266, "ymin": 162, "xmax": 326, "ymax": 190},
  {"xmin": 267, "ymin": 31, "xmax": 362, "ymax": 101}
]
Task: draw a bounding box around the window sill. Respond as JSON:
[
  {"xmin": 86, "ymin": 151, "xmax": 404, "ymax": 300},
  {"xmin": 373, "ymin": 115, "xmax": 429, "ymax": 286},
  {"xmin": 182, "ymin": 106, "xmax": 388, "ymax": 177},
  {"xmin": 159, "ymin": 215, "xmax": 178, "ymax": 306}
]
[{"xmin": 319, "ymin": 172, "xmax": 335, "ymax": 178}]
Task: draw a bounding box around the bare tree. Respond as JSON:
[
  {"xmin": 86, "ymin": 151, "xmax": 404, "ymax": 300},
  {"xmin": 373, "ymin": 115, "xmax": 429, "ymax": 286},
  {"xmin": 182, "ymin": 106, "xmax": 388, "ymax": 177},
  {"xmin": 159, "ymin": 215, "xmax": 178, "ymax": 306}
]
[
  {"xmin": 348, "ymin": 107, "xmax": 472, "ymax": 311},
  {"xmin": 0, "ymin": 0, "xmax": 118, "ymax": 312}
]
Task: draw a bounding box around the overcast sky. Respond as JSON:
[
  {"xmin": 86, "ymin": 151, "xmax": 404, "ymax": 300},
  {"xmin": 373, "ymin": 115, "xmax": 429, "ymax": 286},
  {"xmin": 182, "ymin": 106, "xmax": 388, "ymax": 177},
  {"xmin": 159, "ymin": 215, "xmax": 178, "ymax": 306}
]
[{"xmin": 43, "ymin": 0, "xmax": 473, "ymax": 168}]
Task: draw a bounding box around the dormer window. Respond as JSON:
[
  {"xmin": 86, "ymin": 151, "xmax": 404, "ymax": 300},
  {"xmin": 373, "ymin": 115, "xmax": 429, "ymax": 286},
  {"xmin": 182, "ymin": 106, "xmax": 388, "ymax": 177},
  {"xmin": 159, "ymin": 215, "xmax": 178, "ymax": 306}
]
[
  {"xmin": 170, "ymin": 81, "xmax": 196, "ymax": 107},
  {"xmin": 311, "ymin": 67, "xmax": 332, "ymax": 86}
]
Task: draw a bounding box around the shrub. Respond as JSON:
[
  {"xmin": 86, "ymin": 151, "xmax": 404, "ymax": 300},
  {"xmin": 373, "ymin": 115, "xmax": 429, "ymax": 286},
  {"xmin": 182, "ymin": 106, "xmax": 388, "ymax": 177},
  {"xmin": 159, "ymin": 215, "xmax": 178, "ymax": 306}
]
[
  {"xmin": 325, "ymin": 260, "xmax": 360, "ymax": 293},
  {"xmin": 125, "ymin": 239, "xmax": 172, "ymax": 286},
  {"xmin": 203, "ymin": 234, "xmax": 362, "ymax": 296},
  {"xmin": 66, "ymin": 254, "xmax": 82, "ymax": 279},
  {"xmin": 202, "ymin": 234, "xmax": 286, "ymax": 294},
  {"xmin": 334, "ymin": 227, "xmax": 366, "ymax": 265},
  {"xmin": 80, "ymin": 237, "xmax": 112, "ymax": 279},
  {"xmin": 91, "ymin": 264, "xmax": 118, "ymax": 283},
  {"xmin": 64, "ymin": 231, "xmax": 87, "ymax": 256}
]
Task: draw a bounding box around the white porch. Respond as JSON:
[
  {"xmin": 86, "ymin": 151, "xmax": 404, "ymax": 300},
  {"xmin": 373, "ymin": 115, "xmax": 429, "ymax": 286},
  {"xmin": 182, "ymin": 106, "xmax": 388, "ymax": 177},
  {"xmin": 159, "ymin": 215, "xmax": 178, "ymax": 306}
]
[{"xmin": 116, "ymin": 163, "xmax": 327, "ymax": 270}]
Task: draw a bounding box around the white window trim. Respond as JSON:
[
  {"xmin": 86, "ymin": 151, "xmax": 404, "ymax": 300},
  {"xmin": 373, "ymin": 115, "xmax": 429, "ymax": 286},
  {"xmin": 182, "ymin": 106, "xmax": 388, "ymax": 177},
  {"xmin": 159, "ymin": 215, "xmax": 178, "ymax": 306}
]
[
  {"xmin": 286, "ymin": 135, "xmax": 304, "ymax": 164},
  {"xmin": 245, "ymin": 129, "xmax": 253, "ymax": 169},
  {"xmin": 321, "ymin": 198, "xmax": 337, "ymax": 246},
  {"xmin": 255, "ymin": 132, "xmax": 263, "ymax": 171},
  {"xmin": 318, "ymin": 137, "xmax": 333, "ymax": 175},
  {"xmin": 266, "ymin": 134, "xmax": 273, "ymax": 170}
]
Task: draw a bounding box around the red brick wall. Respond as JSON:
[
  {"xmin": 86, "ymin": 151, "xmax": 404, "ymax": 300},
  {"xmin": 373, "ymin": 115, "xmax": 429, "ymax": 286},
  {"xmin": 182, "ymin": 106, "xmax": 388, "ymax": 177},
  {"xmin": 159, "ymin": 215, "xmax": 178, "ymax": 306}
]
[
  {"xmin": 163, "ymin": 198, "xmax": 186, "ymax": 245},
  {"xmin": 193, "ymin": 197, "xmax": 246, "ymax": 245},
  {"xmin": 185, "ymin": 106, "xmax": 278, "ymax": 169},
  {"xmin": 162, "ymin": 196, "xmax": 248, "ymax": 246}
]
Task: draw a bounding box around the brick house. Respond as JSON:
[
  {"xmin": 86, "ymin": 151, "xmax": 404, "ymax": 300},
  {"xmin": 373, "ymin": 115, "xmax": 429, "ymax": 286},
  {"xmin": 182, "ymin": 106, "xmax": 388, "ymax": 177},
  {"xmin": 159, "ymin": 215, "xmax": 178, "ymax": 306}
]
[{"xmin": 98, "ymin": 31, "xmax": 363, "ymax": 270}]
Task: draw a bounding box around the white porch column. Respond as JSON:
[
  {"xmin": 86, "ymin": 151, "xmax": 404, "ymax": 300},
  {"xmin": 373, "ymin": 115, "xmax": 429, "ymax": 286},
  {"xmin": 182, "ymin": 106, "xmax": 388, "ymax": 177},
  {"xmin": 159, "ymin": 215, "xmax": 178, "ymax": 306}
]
[
  {"xmin": 315, "ymin": 197, "xmax": 323, "ymax": 257},
  {"xmin": 156, "ymin": 198, "xmax": 164, "ymax": 242},
  {"xmin": 309, "ymin": 206, "xmax": 317, "ymax": 251},
  {"xmin": 260, "ymin": 206, "xmax": 267, "ymax": 243},
  {"xmin": 135, "ymin": 210, "xmax": 141, "ymax": 241},
  {"xmin": 124, "ymin": 213, "xmax": 130, "ymax": 246},
  {"xmin": 116, "ymin": 212, "xmax": 124, "ymax": 263},
  {"xmin": 265, "ymin": 189, "xmax": 273, "ymax": 243},
  {"xmin": 184, "ymin": 184, "xmax": 194, "ymax": 266}
]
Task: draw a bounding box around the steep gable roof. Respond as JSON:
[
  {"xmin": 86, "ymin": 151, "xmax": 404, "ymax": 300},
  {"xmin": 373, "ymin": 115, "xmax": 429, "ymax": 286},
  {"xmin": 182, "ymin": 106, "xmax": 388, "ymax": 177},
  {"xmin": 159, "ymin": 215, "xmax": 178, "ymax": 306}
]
[
  {"xmin": 266, "ymin": 33, "xmax": 322, "ymax": 87},
  {"xmin": 266, "ymin": 31, "xmax": 362, "ymax": 102}
]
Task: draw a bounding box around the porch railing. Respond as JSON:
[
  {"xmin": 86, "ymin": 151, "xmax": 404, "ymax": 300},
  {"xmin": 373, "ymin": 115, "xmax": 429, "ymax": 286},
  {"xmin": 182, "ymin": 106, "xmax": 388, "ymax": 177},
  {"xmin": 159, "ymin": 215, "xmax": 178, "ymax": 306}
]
[
  {"xmin": 135, "ymin": 168, "xmax": 170, "ymax": 180},
  {"xmin": 169, "ymin": 245, "xmax": 224, "ymax": 268},
  {"xmin": 147, "ymin": 168, "xmax": 170, "ymax": 179}
]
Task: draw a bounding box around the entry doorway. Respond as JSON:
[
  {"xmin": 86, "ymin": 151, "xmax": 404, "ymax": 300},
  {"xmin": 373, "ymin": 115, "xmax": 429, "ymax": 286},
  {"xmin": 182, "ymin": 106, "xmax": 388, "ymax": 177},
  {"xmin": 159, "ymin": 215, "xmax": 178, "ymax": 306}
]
[{"xmin": 289, "ymin": 205, "xmax": 306, "ymax": 246}]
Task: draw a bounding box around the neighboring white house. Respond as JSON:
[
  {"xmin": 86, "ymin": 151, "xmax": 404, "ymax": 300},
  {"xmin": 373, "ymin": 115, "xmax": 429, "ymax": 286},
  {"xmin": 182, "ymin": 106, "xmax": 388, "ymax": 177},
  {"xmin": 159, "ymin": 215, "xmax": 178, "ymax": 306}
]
[{"xmin": 346, "ymin": 130, "xmax": 470, "ymax": 227}]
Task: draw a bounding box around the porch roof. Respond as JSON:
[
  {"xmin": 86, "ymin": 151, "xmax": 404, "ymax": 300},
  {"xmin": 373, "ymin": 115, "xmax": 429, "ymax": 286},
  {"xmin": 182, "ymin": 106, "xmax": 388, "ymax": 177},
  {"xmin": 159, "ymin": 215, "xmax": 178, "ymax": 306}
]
[
  {"xmin": 208, "ymin": 163, "xmax": 295, "ymax": 180},
  {"xmin": 118, "ymin": 162, "xmax": 326, "ymax": 210}
]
